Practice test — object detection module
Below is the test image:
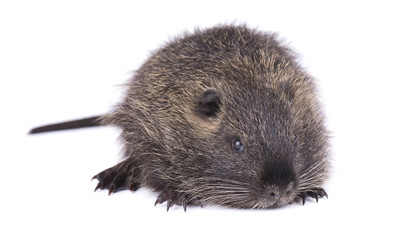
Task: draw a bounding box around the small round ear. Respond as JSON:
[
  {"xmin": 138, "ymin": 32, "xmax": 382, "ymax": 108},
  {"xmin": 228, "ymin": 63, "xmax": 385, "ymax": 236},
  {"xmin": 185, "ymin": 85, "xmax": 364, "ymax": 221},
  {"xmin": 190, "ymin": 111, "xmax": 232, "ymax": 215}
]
[{"xmin": 195, "ymin": 90, "xmax": 222, "ymax": 118}]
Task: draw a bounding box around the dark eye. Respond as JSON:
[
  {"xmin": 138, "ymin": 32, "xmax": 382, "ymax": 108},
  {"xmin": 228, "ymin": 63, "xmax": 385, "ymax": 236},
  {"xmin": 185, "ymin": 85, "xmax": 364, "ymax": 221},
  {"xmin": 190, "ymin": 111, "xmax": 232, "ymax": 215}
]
[{"xmin": 232, "ymin": 137, "xmax": 244, "ymax": 153}]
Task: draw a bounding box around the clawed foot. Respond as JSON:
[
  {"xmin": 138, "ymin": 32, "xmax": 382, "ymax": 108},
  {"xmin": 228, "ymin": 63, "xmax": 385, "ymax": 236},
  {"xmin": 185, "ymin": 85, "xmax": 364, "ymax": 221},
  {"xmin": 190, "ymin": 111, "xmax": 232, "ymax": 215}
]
[
  {"xmin": 92, "ymin": 166, "xmax": 139, "ymax": 195},
  {"xmin": 297, "ymin": 188, "xmax": 328, "ymax": 205},
  {"xmin": 154, "ymin": 189, "xmax": 200, "ymax": 212}
]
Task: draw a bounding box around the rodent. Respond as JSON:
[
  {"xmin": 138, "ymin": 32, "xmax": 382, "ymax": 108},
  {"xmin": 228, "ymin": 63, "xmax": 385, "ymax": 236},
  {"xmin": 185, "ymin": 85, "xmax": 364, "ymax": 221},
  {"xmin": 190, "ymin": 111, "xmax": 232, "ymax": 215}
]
[{"xmin": 30, "ymin": 25, "xmax": 329, "ymax": 210}]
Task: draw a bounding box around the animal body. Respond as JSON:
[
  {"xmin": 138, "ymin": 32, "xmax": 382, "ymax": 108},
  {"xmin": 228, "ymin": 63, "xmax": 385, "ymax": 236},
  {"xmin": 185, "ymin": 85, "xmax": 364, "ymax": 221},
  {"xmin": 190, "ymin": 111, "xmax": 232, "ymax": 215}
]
[{"xmin": 30, "ymin": 25, "xmax": 329, "ymax": 210}]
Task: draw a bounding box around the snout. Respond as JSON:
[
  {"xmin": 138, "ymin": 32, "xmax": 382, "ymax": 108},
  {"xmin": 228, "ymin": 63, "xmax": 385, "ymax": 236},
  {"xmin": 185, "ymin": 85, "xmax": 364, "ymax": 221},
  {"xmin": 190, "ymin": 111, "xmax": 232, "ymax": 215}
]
[{"xmin": 262, "ymin": 183, "xmax": 296, "ymax": 208}]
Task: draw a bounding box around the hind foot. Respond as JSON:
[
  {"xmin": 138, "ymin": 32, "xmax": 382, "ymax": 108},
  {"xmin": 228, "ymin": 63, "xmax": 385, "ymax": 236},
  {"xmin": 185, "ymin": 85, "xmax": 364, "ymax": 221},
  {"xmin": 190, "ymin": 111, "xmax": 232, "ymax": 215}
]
[{"xmin": 92, "ymin": 164, "xmax": 140, "ymax": 195}]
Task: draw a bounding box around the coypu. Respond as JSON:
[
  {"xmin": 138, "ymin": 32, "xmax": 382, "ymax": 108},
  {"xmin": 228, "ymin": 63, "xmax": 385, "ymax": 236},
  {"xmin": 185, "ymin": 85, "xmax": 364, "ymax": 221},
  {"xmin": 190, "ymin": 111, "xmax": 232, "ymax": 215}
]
[{"xmin": 30, "ymin": 25, "xmax": 329, "ymax": 210}]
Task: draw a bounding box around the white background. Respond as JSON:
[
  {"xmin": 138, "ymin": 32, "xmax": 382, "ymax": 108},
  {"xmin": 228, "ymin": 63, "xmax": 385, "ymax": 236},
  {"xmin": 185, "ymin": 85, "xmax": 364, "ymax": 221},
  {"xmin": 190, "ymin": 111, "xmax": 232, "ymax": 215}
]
[{"xmin": 1, "ymin": 0, "xmax": 392, "ymax": 239}]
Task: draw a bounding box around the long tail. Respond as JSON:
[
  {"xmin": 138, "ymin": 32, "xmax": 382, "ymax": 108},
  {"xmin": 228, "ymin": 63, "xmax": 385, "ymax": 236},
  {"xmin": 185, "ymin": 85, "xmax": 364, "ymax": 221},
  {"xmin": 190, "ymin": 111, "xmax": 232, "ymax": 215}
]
[{"xmin": 29, "ymin": 116, "xmax": 102, "ymax": 134}]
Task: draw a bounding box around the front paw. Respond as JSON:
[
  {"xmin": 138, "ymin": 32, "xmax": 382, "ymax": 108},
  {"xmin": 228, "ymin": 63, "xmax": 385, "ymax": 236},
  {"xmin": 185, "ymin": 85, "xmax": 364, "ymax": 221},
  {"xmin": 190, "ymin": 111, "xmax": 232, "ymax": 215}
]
[
  {"xmin": 297, "ymin": 188, "xmax": 328, "ymax": 205},
  {"xmin": 154, "ymin": 189, "xmax": 200, "ymax": 212},
  {"xmin": 92, "ymin": 166, "xmax": 139, "ymax": 195}
]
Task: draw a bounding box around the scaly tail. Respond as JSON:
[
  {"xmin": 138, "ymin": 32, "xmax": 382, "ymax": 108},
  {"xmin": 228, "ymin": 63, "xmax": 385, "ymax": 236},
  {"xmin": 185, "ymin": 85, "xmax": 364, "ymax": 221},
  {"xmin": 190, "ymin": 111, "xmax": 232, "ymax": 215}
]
[{"xmin": 29, "ymin": 116, "xmax": 102, "ymax": 134}]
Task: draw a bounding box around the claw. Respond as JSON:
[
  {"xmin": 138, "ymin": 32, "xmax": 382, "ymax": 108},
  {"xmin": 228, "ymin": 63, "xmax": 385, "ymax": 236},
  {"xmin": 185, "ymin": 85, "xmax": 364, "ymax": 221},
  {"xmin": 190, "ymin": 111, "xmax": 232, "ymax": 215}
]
[
  {"xmin": 321, "ymin": 190, "xmax": 328, "ymax": 199},
  {"xmin": 182, "ymin": 201, "xmax": 187, "ymax": 212},
  {"xmin": 181, "ymin": 196, "xmax": 189, "ymax": 212},
  {"xmin": 166, "ymin": 199, "xmax": 175, "ymax": 211},
  {"xmin": 154, "ymin": 190, "xmax": 196, "ymax": 211},
  {"xmin": 154, "ymin": 190, "xmax": 173, "ymax": 206},
  {"xmin": 298, "ymin": 188, "xmax": 328, "ymax": 205},
  {"xmin": 311, "ymin": 188, "xmax": 328, "ymax": 202},
  {"xmin": 92, "ymin": 165, "xmax": 140, "ymax": 195},
  {"xmin": 94, "ymin": 182, "xmax": 103, "ymax": 192},
  {"xmin": 108, "ymin": 184, "xmax": 116, "ymax": 195},
  {"xmin": 91, "ymin": 173, "xmax": 101, "ymax": 181}
]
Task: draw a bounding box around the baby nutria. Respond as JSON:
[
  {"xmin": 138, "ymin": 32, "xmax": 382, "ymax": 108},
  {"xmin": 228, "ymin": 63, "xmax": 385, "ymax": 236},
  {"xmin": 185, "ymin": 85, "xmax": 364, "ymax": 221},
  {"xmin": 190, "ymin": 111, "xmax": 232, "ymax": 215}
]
[{"xmin": 30, "ymin": 25, "xmax": 329, "ymax": 210}]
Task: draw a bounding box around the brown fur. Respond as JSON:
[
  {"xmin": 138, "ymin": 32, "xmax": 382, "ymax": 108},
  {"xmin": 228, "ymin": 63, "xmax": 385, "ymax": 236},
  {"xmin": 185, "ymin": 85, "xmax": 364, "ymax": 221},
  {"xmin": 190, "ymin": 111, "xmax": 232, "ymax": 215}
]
[
  {"xmin": 32, "ymin": 25, "xmax": 330, "ymax": 210},
  {"xmin": 96, "ymin": 25, "xmax": 329, "ymax": 209}
]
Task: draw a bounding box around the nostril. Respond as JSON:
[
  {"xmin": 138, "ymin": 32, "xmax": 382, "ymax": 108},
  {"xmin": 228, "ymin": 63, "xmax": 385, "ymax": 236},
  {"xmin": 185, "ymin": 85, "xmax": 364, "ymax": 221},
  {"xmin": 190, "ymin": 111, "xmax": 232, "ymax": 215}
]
[
  {"xmin": 268, "ymin": 191, "xmax": 281, "ymax": 200},
  {"xmin": 263, "ymin": 185, "xmax": 284, "ymax": 201}
]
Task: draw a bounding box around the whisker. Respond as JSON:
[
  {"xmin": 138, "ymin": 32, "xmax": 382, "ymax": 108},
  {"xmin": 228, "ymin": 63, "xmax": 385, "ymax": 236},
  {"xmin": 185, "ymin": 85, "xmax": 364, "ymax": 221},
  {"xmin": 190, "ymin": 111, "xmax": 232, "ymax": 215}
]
[{"xmin": 298, "ymin": 160, "xmax": 327, "ymax": 192}]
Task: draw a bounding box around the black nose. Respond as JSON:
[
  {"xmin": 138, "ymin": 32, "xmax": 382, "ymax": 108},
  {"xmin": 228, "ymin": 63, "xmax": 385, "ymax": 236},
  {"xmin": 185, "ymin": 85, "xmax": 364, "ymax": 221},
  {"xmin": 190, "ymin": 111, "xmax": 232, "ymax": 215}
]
[
  {"xmin": 266, "ymin": 187, "xmax": 282, "ymax": 202},
  {"xmin": 267, "ymin": 189, "xmax": 291, "ymax": 200},
  {"xmin": 269, "ymin": 190, "xmax": 279, "ymax": 199},
  {"xmin": 264, "ymin": 184, "xmax": 295, "ymax": 206}
]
